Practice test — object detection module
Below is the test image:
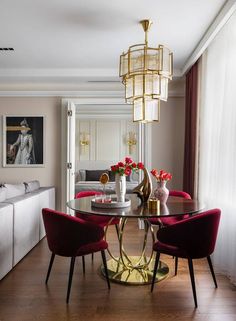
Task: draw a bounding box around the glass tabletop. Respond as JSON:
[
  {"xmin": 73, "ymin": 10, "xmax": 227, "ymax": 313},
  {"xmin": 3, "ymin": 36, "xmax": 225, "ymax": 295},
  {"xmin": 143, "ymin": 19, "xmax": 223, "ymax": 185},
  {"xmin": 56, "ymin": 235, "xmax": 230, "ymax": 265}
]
[{"xmin": 67, "ymin": 194, "xmax": 204, "ymax": 218}]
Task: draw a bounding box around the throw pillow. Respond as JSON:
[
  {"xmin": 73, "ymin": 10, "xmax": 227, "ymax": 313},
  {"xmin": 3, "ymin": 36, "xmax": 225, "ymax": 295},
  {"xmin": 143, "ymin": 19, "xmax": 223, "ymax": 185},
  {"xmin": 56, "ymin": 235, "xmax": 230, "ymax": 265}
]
[
  {"xmin": 0, "ymin": 186, "xmax": 7, "ymax": 202},
  {"xmin": 85, "ymin": 170, "xmax": 109, "ymax": 181},
  {"xmin": 5, "ymin": 183, "xmax": 26, "ymax": 199},
  {"xmin": 24, "ymin": 180, "xmax": 40, "ymax": 193}
]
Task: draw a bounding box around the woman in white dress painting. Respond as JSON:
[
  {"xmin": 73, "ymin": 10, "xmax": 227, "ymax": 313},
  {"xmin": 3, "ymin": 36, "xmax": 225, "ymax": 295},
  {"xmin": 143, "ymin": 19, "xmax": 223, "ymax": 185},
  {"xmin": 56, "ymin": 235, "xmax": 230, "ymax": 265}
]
[{"xmin": 10, "ymin": 118, "xmax": 36, "ymax": 165}]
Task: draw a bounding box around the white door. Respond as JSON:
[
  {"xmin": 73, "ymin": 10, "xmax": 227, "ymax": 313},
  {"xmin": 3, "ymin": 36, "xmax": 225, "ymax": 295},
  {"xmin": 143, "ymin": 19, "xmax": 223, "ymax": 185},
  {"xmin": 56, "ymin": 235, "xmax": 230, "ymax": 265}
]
[{"xmin": 61, "ymin": 100, "xmax": 75, "ymax": 212}]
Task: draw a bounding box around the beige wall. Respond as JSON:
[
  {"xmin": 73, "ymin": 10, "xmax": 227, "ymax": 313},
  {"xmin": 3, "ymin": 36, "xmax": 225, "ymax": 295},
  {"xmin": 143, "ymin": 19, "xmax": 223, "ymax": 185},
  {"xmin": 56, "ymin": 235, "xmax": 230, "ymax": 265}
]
[
  {"xmin": 0, "ymin": 93, "xmax": 185, "ymax": 210},
  {"xmin": 0, "ymin": 97, "xmax": 61, "ymax": 209},
  {"xmin": 151, "ymin": 97, "xmax": 185, "ymax": 191}
]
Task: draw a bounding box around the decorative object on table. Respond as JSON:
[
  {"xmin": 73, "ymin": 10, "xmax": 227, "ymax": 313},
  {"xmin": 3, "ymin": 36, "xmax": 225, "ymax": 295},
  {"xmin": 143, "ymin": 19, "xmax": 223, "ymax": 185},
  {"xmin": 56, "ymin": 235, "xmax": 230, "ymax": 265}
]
[
  {"xmin": 151, "ymin": 169, "xmax": 172, "ymax": 204},
  {"xmin": 111, "ymin": 157, "xmax": 144, "ymax": 203},
  {"xmin": 3, "ymin": 116, "xmax": 44, "ymax": 167},
  {"xmin": 91, "ymin": 197, "xmax": 131, "ymax": 209},
  {"xmin": 133, "ymin": 167, "xmax": 152, "ymax": 204},
  {"xmin": 148, "ymin": 198, "xmax": 160, "ymax": 211},
  {"xmin": 99, "ymin": 172, "xmax": 109, "ymax": 194},
  {"xmin": 119, "ymin": 19, "xmax": 173, "ymax": 123}
]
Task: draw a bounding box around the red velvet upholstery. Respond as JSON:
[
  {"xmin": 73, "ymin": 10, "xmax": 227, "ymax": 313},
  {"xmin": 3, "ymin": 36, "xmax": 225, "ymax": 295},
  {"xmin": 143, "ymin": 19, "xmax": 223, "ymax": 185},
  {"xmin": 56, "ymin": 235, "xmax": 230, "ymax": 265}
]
[
  {"xmin": 42, "ymin": 208, "xmax": 110, "ymax": 303},
  {"xmin": 149, "ymin": 190, "xmax": 191, "ymax": 226},
  {"xmin": 151, "ymin": 208, "xmax": 221, "ymax": 307},
  {"xmin": 75, "ymin": 191, "xmax": 103, "ymax": 199},
  {"xmin": 75, "ymin": 191, "xmax": 120, "ymax": 226},
  {"xmin": 42, "ymin": 208, "xmax": 108, "ymax": 257},
  {"xmin": 154, "ymin": 208, "xmax": 221, "ymax": 259}
]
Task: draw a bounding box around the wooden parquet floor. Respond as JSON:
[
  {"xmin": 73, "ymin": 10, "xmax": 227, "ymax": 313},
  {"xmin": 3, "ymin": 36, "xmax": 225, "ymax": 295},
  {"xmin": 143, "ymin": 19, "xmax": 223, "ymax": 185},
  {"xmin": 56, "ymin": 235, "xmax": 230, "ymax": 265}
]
[{"xmin": 0, "ymin": 220, "xmax": 236, "ymax": 321}]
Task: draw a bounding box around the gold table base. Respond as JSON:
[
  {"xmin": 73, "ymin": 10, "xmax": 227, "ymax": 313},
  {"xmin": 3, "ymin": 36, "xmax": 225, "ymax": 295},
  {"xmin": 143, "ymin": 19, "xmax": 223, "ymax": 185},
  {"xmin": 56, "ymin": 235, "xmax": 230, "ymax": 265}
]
[{"xmin": 101, "ymin": 256, "xmax": 169, "ymax": 285}]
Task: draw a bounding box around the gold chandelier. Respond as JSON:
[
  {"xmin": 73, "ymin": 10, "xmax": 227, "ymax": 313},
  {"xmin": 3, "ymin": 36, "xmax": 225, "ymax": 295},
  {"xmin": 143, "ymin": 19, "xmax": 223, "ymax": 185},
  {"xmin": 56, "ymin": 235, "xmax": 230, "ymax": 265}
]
[{"xmin": 119, "ymin": 19, "xmax": 173, "ymax": 123}]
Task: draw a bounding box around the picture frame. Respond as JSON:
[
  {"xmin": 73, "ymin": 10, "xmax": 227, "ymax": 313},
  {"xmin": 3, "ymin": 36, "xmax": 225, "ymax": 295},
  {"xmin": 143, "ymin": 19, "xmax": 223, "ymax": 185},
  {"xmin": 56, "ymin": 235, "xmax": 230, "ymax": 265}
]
[{"xmin": 3, "ymin": 115, "xmax": 45, "ymax": 167}]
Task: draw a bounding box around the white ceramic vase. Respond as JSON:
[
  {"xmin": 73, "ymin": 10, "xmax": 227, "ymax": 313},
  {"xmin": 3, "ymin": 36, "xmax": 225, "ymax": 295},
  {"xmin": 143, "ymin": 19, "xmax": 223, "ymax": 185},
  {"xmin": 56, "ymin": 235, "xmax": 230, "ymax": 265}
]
[
  {"xmin": 115, "ymin": 174, "xmax": 126, "ymax": 203},
  {"xmin": 154, "ymin": 180, "xmax": 169, "ymax": 204}
]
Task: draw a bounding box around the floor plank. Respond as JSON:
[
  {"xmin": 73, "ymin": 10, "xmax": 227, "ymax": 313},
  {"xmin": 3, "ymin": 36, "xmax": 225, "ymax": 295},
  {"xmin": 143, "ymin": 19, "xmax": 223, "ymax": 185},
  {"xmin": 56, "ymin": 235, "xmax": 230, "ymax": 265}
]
[{"xmin": 0, "ymin": 220, "xmax": 236, "ymax": 321}]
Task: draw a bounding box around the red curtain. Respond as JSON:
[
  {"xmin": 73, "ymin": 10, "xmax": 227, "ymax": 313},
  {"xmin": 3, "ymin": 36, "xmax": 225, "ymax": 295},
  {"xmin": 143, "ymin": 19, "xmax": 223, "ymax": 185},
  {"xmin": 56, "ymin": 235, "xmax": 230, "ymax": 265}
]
[{"xmin": 183, "ymin": 61, "xmax": 198, "ymax": 198}]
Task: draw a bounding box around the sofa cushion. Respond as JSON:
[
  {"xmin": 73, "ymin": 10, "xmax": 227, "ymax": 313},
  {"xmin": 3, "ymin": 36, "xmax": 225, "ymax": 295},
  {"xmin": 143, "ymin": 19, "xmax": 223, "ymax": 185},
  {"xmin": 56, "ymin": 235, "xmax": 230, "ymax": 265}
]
[
  {"xmin": 25, "ymin": 180, "xmax": 40, "ymax": 193},
  {"xmin": 0, "ymin": 187, "xmax": 7, "ymax": 202},
  {"xmin": 5, "ymin": 183, "xmax": 25, "ymax": 199},
  {"xmin": 85, "ymin": 170, "xmax": 109, "ymax": 181},
  {"xmin": 76, "ymin": 169, "xmax": 86, "ymax": 182}
]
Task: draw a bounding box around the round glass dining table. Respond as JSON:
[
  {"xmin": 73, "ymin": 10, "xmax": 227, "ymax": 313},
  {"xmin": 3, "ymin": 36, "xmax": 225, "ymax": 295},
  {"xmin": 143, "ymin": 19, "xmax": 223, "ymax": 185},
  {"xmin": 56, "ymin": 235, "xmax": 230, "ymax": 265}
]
[{"xmin": 67, "ymin": 194, "xmax": 204, "ymax": 285}]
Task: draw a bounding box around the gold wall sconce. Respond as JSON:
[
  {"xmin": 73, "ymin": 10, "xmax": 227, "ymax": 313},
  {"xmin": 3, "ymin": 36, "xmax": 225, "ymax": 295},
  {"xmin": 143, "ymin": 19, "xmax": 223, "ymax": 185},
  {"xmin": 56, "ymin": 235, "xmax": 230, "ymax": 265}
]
[
  {"xmin": 127, "ymin": 131, "xmax": 137, "ymax": 154},
  {"xmin": 80, "ymin": 132, "xmax": 90, "ymax": 149}
]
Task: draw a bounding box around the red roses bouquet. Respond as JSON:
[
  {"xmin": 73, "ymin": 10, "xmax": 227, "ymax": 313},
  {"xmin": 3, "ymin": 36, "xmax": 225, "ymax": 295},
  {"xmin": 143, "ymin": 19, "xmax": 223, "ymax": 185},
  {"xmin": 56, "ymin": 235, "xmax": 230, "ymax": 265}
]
[
  {"xmin": 150, "ymin": 169, "xmax": 172, "ymax": 182},
  {"xmin": 111, "ymin": 157, "xmax": 144, "ymax": 176}
]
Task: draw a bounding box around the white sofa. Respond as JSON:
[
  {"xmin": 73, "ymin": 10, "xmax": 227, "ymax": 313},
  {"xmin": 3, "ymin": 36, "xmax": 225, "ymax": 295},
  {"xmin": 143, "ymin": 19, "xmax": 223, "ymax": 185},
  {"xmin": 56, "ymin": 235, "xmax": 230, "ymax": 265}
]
[
  {"xmin": 0, "ymin": 183, "xmax": 55, "ymax": 280},
  {"xmin": 75, "ymin": 169, "xmax": 139, "ymax": 195}
]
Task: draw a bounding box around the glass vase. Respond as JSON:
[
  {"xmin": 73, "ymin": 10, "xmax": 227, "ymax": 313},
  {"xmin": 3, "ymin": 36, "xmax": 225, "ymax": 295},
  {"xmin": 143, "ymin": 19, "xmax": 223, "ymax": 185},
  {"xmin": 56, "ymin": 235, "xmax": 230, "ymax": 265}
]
[{"xmin": 154, "ymin": 180, "xmax": 169, "ymax": 204}]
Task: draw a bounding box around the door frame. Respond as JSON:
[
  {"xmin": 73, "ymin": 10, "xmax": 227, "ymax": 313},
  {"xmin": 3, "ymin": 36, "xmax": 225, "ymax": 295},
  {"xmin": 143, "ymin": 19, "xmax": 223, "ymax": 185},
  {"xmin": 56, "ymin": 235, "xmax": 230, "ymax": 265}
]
[{"xmin": 61, "ymin": 95, "xmax": 152, "ymax": 211}]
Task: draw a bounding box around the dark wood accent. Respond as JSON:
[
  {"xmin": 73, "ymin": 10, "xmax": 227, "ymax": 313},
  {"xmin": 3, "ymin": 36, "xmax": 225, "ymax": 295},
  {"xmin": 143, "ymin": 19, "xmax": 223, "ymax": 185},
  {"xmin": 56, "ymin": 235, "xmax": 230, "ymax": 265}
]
[
  {"xmin": 66, "ymin": 257, "xmax": 75, "ymax": 303},
  {"xmin": 45, "ymin": 252, "xmax": 55, "ymax": 284},
  {"xmin": 174, "ymin": 257, "xmax": 178, "ymax": 276},
  {"xmin": 151, "ymin": 252, "xmax": 160, "ymax": 292},
  {"xmin": 188, "ymin": 258, "xmax": 197, "ymax": 308},
  {"xmin": 101, "ymin": 250, "xmax": 110, "ymax": 289},
  {"xmin": 207, "ymin": 255, "xmax": 218, "ymax": 288},
  {"xmin": 82, "ymin": 255, "xmax": 86, "ymax": 274}
]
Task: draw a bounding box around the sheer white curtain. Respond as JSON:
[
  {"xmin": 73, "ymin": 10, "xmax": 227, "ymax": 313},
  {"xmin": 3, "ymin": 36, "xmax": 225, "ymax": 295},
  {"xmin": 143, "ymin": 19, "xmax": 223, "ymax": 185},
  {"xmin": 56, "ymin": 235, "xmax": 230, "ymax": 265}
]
[{"xmin": 198, "ymin": 12, "xmax": 236, "ymax": 285}]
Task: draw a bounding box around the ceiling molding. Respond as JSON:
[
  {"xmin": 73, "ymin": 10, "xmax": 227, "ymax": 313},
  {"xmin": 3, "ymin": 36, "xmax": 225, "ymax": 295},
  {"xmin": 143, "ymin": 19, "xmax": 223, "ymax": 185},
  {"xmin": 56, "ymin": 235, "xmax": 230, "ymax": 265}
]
[
  {"xmin": 0, "ymin": 68, "xmax": 118, "ymax": 78},
  {"xmin": 0, "ymin": 67, "xmax": 182, "ymax": 81},
  {"xmin": 182, "ymin": 0, "xmax": 236, "ymax": 75},
  {"xmin": 0, "ymin": 88, "xmax": 184, "ymax": 98},
  {"xmin": 0, "ymin": 90, "xmax": 124, "ymax": 97}
]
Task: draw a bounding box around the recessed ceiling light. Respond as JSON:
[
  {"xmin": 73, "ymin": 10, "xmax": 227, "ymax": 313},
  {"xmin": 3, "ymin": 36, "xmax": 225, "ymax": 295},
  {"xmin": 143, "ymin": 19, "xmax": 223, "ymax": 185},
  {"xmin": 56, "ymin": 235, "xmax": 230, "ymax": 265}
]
[{"xmin": 0, "ymin": 48, "xmax": 14, "ymax": 51}]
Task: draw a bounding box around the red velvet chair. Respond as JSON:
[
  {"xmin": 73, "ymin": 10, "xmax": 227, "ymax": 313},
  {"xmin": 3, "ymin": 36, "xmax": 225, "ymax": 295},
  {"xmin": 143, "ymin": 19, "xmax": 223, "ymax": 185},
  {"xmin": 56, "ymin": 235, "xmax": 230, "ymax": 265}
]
[
  {"xmin": 42, "ymin": 208, "xmax": 110, "ymax": 303},
  {"xmin": 149, "ymin": 190, "xmax": 191, "ymax": 226},
  {"xmin": 151, "ymin": 208, "xmax": 221, "ymax": 308},
  {"xmin": 75, "ymin": 191, "xmax": 120, "ymax": 271}
]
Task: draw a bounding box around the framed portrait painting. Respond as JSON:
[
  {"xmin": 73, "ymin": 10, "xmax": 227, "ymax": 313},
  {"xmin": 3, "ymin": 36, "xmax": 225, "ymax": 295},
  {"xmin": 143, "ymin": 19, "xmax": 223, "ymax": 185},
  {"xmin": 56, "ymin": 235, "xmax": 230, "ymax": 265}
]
[{"xmin": 3, "ymin": 116, "xmax": 45, "ymax": 167}]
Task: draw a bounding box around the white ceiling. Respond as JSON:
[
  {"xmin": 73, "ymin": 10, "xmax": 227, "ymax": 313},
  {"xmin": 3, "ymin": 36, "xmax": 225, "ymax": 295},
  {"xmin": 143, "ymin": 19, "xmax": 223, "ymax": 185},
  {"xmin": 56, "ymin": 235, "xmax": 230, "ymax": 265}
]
[{"xmin": 0, "ymin": 0, "xmax": 229, "ymax": 84}]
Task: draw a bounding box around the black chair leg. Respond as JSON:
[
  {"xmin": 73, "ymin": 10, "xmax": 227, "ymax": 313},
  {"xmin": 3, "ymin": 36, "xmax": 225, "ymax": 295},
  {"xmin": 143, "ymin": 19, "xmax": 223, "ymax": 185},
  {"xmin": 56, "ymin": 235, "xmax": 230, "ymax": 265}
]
[
  {"xmin": 45, "ymin": 253, "xmax": 55, "ymax": 284},
  {"xmin": 101, "ymin": 250, "xmax": 110, "ymax": 289},
  {"xmin": 82, "ymin": 256, "xmax": 86, "ymax": 274},
  {"xmin": 66, "ymin": 257, "xmax": 76, "ymax": 304},
  {"xmin": 188, "ymin": 258, "xmax": 198, "ymax": 308},
  {"xmin": 207, "ymin": 256, "xmax": 218, "ymax": 288},
  {"xmin": 175, "ymin": 257, "xmax": 178, "ymax": 276},
  {"xmin": 91, "ymin": 253, "xmax": 94, "ymax": 261},
  {"xmin": 151, "ymin": 252, "xmax": 160, "ymax": 292}
]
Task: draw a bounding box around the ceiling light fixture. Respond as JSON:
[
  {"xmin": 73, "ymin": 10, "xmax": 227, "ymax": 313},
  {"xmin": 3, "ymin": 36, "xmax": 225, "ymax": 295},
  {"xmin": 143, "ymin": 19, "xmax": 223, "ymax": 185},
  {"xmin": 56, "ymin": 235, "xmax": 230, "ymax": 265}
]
[{"xmin": 119, "ymin": 19, "xmax": 173, "ymax": 123}]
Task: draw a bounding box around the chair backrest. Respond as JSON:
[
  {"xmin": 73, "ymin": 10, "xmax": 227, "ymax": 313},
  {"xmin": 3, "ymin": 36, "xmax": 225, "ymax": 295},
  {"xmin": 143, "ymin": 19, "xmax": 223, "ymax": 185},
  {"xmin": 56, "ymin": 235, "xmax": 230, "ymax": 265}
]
[
  {"xmin": 42, "ymin": 208, "xmax": 104, "ymax": 257},
  {"xmin": 169, "ymin": 190, "xmax": 191, "ymax": 199},
  {"xmin": 157, "ymin": 208, "xmax": 221, "ymax": 259},
  {"xmin": 75, "ymin": 190, "xmax": 103, "ymax": 199}
]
